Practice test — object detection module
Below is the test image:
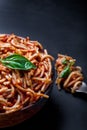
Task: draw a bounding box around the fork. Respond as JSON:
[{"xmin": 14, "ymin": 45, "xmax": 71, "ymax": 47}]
[{"xmin": 75, "ymin": 82, "xmax": 87, "ymax": 94}]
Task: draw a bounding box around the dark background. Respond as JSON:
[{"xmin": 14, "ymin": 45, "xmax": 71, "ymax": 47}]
[{"xmin": 0, "ymin": 0, "xmax": 87, "ymax": 130}]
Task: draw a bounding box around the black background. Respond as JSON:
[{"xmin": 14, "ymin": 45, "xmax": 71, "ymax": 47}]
[{"xmin": 0, "ymin": 0, "xmax": 87, "ymax": 130}]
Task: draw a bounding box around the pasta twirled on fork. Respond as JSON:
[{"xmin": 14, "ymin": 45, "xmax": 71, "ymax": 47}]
[{"xmin": 55, "ymin": 54, "xmax": 83, "ymax": 93}]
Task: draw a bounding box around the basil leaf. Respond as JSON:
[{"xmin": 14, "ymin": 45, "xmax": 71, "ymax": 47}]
[
  {"xmin": 69, "ymin": 60, "xmax": 75, "ymax": 66},
  {"xmin": 62, "ymin": 58, "xmax": 69, "ymax": 65},
  {"xmin": 62, "ymin": 58, "xmax": 67, "ymax": 64},
  {"xmin": 59, "ymin": 66, "xmax": 71, "ymax": 78},
  {"xmin": 0, "ymin": 54, "xmax": 36, "ymax": 70}
]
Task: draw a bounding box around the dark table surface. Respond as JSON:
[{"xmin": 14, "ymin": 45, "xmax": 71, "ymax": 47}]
[{"xmin": 0, "ymin": 0, "xmax": 87, "ymax": 130}]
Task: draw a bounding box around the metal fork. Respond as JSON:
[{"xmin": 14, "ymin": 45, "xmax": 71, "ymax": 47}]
[{"xmin": 75, "ymin": 82, "xmax": 87, "ymax": 94}]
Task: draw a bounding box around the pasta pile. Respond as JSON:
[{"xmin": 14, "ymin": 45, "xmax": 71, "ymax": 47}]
[
  {"xmin": 55, "ymin": 54, "xmax": 83, "ymax": 93},
  {"xmin": 0, "ymin": 34, "xmax": 54, "ymax": 113}
]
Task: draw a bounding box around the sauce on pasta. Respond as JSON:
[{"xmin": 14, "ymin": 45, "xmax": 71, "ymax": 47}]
[
  {"xmin": 55, "ymin": 54, "xmax": 83, "ymax": 93},
  {"xmin": 0, "ymin": 34, "xmax": 54, "ymax": 113}
]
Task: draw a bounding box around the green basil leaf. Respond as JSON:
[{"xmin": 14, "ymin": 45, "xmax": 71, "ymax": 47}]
[
  {"xmin": 69, "ymin": 60, "xmax": 75, "ymax": 66},
  {"xmin": 62, "ymin": 58, "xmax": 75, "ymax": 67},
  {"xmin": 0, "ymin": 54, "xmax": 36, "ymax": 70},
  {"xmin": 59, "ymin": 66, "xmax": 71, "ymax": 78},
  {"xmin": 62, "ymin": 58, "xmax": 68, "ymax": 65}
]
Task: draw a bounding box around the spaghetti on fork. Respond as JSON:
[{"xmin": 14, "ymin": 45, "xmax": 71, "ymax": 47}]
[{"xmin": 55, "ymin": 54, "xmax": 83, "ymax": 93}]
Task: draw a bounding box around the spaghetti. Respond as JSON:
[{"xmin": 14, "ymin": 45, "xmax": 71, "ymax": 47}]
[
  {"xmin": 55, "ymin": 54, "xmax": 83, "ymax": 93},
  {"xmin": 0, "ymin": 34, "xmax": 54, "ymax": 113}
]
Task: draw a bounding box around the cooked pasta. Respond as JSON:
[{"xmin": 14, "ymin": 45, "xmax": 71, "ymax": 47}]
[
  {"xmin": 55, "ymin": 54, "xmax": 83, "ymax": 93},
  {"xmin": 0, "ymin": 34, "xmax": 54, "ymax": 113}
]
